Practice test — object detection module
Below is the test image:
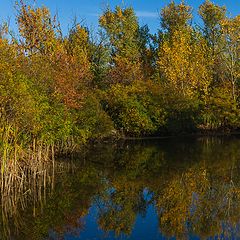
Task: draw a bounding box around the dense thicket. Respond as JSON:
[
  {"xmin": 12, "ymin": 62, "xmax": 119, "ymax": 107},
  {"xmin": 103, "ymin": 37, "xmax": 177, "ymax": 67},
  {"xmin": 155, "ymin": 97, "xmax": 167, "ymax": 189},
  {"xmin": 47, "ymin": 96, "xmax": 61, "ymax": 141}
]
[{"xmin": 0, "ymin": 0, "xmax": 239, "ymax": 168}]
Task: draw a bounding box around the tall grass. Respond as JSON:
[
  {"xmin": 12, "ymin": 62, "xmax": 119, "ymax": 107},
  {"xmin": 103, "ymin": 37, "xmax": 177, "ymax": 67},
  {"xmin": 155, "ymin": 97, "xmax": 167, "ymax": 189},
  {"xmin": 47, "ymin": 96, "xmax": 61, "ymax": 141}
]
[
  {"xmin": 0, "ymin": 119, "xmax": 53, "ymax": 238},
  {"xmin": 0, "ymin": 120, "xmax": 77, "ymax": 239}
]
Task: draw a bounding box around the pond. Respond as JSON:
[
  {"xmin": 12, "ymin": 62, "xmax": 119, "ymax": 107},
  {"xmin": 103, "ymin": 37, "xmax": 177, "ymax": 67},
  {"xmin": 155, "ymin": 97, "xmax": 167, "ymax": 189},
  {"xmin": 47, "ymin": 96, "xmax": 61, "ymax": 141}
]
[{"xmin": 2, "ymin": 135, "xmax": 240, "ymax": 239}]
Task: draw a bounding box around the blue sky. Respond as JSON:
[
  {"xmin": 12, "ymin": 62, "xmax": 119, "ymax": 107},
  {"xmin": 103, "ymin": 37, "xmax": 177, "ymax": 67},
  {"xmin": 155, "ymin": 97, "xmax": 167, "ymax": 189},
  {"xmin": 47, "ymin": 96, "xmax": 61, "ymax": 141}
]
[{"xmin": 1, "ymin": 0, "xmax": 239, "ymax": 34}]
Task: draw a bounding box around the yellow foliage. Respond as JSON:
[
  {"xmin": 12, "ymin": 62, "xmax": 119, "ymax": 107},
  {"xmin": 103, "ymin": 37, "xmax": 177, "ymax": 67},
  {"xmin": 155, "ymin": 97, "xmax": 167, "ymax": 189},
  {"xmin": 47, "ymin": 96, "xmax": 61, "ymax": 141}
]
[{"xmin": 157, "ymin": 29, "xmax": 213, "ymax": 98}]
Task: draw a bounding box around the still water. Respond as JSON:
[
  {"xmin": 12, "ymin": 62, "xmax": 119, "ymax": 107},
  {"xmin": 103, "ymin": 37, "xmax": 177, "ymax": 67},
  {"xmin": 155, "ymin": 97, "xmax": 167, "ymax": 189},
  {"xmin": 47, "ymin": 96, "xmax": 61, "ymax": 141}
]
[{"xmin": 2, "ymin": 136, "xmax": 240, "ymax": 239}]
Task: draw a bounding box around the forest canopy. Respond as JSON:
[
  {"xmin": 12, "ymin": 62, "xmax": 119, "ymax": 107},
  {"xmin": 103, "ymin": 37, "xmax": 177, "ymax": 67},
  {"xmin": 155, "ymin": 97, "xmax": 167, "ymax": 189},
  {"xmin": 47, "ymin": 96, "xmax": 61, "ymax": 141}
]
[{"xmin": 0, "ymin": 0, "xmax": 239, "ymax": 151}]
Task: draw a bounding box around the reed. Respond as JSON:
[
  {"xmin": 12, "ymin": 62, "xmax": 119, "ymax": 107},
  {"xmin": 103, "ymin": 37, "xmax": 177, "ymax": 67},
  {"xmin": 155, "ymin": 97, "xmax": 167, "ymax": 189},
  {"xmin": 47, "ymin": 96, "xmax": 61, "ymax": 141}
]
[
  {"xmin": 0, "ymin": 120, "xmax": 50, "ymax": 238},
  {"xmin": 0, "ymin": 125, "xmax": 77, "ymax": 239}
]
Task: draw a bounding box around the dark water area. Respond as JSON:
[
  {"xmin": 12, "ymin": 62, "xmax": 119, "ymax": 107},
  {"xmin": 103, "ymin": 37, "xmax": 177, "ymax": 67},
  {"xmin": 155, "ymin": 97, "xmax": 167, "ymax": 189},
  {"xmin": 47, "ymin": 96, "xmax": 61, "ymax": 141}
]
[{"xmin": 2, "ymin": 135, "xmax": 240, "ymax": 240}]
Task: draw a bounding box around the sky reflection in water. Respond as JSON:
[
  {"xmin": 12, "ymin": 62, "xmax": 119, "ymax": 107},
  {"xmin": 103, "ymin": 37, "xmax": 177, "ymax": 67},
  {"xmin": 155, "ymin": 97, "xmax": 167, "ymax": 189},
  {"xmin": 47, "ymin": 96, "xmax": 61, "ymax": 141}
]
[{"xmin": 3, "ymin": 136, "xmax": 240, "ymax": 240}]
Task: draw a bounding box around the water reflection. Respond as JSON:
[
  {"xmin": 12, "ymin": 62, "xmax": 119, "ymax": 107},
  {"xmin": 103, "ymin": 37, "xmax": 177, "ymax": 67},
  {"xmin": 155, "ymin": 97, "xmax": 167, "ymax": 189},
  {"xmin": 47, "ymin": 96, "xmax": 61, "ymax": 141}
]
[{"xmin": 2, "ymin": 136, "xmax": 240, "ymax": 239}]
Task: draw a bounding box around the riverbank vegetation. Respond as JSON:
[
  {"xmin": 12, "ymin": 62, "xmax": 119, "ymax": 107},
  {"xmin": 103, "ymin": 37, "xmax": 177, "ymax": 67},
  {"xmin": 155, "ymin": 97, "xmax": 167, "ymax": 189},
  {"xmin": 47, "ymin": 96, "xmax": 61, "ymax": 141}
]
[{"xmin": 0, "ymin": 0, "xmax": 239, "ymax": 187}]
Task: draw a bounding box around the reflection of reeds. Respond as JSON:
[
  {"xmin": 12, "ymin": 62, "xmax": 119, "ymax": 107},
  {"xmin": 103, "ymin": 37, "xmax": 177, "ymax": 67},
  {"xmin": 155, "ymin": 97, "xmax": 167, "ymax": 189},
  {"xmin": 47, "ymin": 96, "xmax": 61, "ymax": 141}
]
[{"xmin": 0, "ymin": 122, "xmax": 76, "ymax": 239}]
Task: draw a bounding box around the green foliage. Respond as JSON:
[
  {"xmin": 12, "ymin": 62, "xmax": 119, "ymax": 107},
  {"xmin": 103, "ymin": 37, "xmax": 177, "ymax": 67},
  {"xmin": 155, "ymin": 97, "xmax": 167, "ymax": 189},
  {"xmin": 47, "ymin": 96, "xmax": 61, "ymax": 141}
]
[
  {"xmin": 160, "ymin": 1, "xmax": 193, "ymax": 32},
  {"xmin": 162, "ymin": 87, "xmax": 200, "ymax": 133},
  {"xmin": 99, "ymin": 6, "xmax": 143, "ymax": 84},
  {"xmin": 0, "ymin": 0, "xmax": 239, "ymax": 173},
  {"xmin": 201, "ymin": 87, "xmax": 240, "ymax": 129},
  {"xmin": 199, "ymin": 0, "xmax": 226, "ymax": 48},
  {"xmin": 74, "ymin": 94, "xmax": 114, "ymax": 142},
  {"xmin": 101, "ymin": 83, "xmax": 166, "ymax": 136}
]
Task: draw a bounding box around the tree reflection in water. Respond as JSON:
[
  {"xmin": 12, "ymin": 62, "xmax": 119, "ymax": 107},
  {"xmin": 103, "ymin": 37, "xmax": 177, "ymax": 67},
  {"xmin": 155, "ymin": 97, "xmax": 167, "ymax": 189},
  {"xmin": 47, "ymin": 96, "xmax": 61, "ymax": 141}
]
[{"xmin": 1, "ymin": 136, "xmax": 240, "ymax": 239}]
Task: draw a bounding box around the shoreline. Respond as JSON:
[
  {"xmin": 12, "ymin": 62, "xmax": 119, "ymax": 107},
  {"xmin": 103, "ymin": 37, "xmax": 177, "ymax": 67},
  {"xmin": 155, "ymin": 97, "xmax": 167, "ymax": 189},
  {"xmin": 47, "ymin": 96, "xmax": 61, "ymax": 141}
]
[
  {"xmin": 123, "ymin": 131, "xmax": 240, "ymax": 140},
  {"xmin": 89, "ymin": 130, "xmax": 240, "ymax": 145}
]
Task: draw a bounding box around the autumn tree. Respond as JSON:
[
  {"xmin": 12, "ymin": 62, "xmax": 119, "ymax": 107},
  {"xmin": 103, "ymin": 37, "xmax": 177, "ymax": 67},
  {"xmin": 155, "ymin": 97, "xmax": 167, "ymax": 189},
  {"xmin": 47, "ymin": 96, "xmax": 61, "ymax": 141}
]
[
  {"xmin": 99, "ymin": 6, "xmax": 143, "ymax": 84},
  {"xmin": 138, "ymin": 25, "xmax": 156, "ymax": 78},
  {"xmin": 199, "ymin": 0, "xmax": 227, "ymax": 87},
  {"xmin": 58, "ymin": 23, "xmax": 92, "ymax": 108},
  {"xmin": 198, "ymin": 3, "xmax": 239, "ymax": 128},
  {"xmin": 220, "ymin": 16, "xmax": 240, "ymax": 101},
  {"xmin": 157, "ymin": 1, "xmax": 212, "ymax": 98},
  {"xmin": 199, "ymin": 0, "xmax": 226, "ymax": 56},
  {"xmin": 16, "ymin": 1, "xmax": 93, "ymax": 109},
  {"xmin": 160, "ymin": 1, "xmax": 192, "ymax": 32},
  {"xmin": 89, "ymin": 30, "xmax": 111, "ymax": 88},
  {"xmin": 16, "ymin": 0, "xmax": 58, "ymax": 55}
]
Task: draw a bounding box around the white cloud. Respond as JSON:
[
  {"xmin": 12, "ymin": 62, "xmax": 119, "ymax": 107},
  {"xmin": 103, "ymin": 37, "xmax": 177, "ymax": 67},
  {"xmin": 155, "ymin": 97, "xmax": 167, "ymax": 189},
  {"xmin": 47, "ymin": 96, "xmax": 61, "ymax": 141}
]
[{"xmin": 135, "ymin": 11, "xmax": 158, "ymax": 18}]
